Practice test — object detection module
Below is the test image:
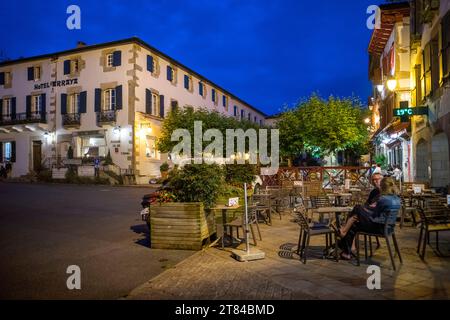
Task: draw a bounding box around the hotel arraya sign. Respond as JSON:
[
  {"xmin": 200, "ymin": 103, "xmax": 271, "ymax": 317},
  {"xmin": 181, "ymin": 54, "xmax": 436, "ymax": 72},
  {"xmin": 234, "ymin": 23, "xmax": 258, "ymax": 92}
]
[{"xmin": 34, "ymin": 78, "xmax": 79, "ymax": 90}]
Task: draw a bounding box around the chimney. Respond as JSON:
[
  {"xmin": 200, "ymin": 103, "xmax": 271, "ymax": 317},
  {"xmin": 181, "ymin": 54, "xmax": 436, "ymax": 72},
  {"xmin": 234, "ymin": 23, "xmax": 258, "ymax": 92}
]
[{"xmin": 76, "ymin": 41, "xmax": 87, "ymax": 48}]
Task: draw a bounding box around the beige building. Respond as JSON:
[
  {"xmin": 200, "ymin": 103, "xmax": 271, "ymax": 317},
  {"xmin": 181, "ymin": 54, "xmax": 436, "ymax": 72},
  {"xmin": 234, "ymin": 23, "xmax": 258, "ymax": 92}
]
[{"xmin": 0, "ymin": 37, "xmax": 266, "ymax": 183}]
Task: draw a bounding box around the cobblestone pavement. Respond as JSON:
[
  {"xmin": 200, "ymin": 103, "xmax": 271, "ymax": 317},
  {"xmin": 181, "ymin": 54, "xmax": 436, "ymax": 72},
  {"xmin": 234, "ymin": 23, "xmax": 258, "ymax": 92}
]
[{"xmin": 127, "ymin": 211, "xmax": 450, "ymax": 300}]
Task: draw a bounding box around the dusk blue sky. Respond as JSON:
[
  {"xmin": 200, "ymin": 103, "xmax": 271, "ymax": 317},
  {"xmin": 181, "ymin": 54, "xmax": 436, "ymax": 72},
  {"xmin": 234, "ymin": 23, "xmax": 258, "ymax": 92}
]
[{"xmin": 0, "ymin": 0, "xmax": 383, "ymax": 116}]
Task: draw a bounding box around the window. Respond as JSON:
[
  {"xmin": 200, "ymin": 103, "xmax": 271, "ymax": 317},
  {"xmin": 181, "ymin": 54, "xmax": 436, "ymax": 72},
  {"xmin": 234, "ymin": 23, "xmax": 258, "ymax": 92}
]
[
  {"xmin": 184, "ymin": 74, "xmax": 191, "ymax": 90},
  {"xmin": 212, "ymin": 89, "xmax": 216, "ymax": 102},
  {"xmin": 259, "ymin": 119, "xmax": 263, "ymax": 126},
  {"xmin": 222, "ymin": 95, "xmax": 227, "ymax": 108},
  {"xmin": 71, "ymin": 60, "xmax": 79, "ymax": 73},
  {"xmin": 240, "ymin": 109, "xmax": 244, "ymax": 120},
  {"xmin": 199, "ymin": 82, "xmax": 204, "ymax": 96},
  {"xmin": 106, "ymin": 53, "xmax": 114, "ymax": 67},
  {"xmin": 442, "ymin": 12, "xmax": 450, "ymax": 79},
  {"xmin": 248, "ymin": 112, "xmax": 251, "ymax": 121},
  {"xmin": 254, "ymin": 116, "xmax": 257, "ymax": 123},
  {"xmin": 4, "ymin": 142, "xmax": 12, "ymax": 161},
  {"xmin": 69, "ymin": 93, "xmax": 80, "ymax": 114},
  {"xmin": 103, "ymin": 89, "xmax": 116, "ymax": 111},
  {"xmin": 3, "ymin": 98, "xmax": 11, "ymax": 119},
  {"xmin": 233, "ymin": 105, "xmax": 238, "ymax": 117},
  {"xmin": 3, "ymin": 72, "xmax": 11, "ymax": 86},
  {"xmin": 32, "ymin": 95, "xmax": 41, "ymax": 113},
  {"xmin": 151, "ymin": 92, "xmax": 158, "ymax": 115},
  {"xmin": 422, "ymin": 43, "xmax": 432, "ymax": 97},
  {"xmin": 167, "ymin": 66, "xmax": 175, "ymax": 83},
  {"xmin": 412, "ymin": 64, "xmax": 422, "ymax": 105},
  {"xmin": 171, "ymin": 100, "xmax": 178, "ymax": 112},
  {"xmin": 145, "ymin": 136, "xmax": 160, "ymax": 159},
  {"xmin": 33, "ymin": 66, "xmax": 41, "ymax": 81}
]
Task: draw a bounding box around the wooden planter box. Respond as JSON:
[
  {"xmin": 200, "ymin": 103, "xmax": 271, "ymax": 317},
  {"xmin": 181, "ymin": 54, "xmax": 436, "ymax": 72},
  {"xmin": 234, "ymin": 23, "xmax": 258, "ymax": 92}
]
[{"xmin": 150, "ymin": 202, "xmax": 216, "ymax": 250}]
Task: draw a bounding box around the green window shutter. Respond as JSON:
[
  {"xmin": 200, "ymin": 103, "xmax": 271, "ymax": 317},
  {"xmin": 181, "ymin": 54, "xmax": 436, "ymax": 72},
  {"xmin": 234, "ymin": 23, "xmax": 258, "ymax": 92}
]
[
  {"xmin": 64, "ymin": 60, "xmax": 71, "ymax": 75},
  {"xmin": 159, "ymin": 95, "xmax": 165, "ymax": 118},
  {"xmin": 61, "ymin": 94, "xmax": 67, "ymax": 115},
  {"xmin": 27, "ymin": 67, "xmax": 34, "ymax": 81},
  {"xmin": 11, "ymin": 141, "xmax": 16, "ymax": 162},
  {"xmin": 79, "ymin": 91, "xmax": 87, "ymax": 113},
  {"xmin": 11, "ymin": 98, "xmax": 16, "ymax": 119},
  {"xmin": 94, "ymin": 88, "xmax": 101, "ymax": 112},
  {"xmin": 0, "ymin": 72, "xmax": 4, "ymax": 85},
  {"xmin": 112, "ymin": 51, "xmax": 121, "ymax": 66},
  {"xmin": 145, "ymin": 89, "xmax": 152, "ymax": 114},
  {"xmin": 115, "ymin": 85, "xmax": 122, "ymax": 110},
  {"xmin": 26, "ymin": 95, "xmax": 31, "ymax": 118}
]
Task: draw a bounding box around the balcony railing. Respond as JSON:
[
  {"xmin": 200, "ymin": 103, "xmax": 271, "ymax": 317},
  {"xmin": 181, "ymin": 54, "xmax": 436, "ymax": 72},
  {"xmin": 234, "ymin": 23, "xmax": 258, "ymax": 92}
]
[
  {"xmin": 62, "ymin": 113, "xmax": 81, "ymax": 126},
  {"xmin": 0, "ymin": 112, "xmax": 47, "ymax": 126},
  {"xmin": 96, "ymin": 110, "xmax": 116, "ymax": 124}
]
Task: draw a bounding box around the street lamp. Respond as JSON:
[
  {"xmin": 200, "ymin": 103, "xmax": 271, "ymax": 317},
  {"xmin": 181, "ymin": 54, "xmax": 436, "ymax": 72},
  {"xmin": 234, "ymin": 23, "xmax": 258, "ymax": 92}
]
[
  {"xmin": 386, "ymin": 77, "xmax": 397, "ymax": 91},
  {"xmin": 364, "ymin": 117, "xmax": 371, "ymax": 124}
]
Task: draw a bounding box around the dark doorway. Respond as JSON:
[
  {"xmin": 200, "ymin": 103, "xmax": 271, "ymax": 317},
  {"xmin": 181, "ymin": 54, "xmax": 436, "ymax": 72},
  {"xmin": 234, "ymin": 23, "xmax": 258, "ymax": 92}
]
[{"xmin": 32, "ymin": 140, "xmax": 42, "ymax": 172}]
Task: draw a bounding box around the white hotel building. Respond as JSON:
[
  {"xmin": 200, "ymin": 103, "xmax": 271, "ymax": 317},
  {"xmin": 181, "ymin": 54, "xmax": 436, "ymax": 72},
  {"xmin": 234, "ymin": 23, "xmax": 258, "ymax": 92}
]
[{"xmin": 0, "ymin": 37, "xmax": 266, "ymax": 184}]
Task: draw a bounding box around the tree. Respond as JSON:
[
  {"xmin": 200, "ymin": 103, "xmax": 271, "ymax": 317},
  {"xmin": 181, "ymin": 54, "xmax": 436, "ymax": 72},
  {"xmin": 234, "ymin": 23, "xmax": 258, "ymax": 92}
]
[{"xmin": 276, "ymin": 94, "xmax": 370, "ymax": 161}]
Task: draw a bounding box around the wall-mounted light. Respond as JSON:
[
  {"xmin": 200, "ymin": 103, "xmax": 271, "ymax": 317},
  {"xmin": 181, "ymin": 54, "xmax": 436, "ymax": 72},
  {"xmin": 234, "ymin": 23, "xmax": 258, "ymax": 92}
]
[
  {"xmin": 386, "ymin": 77, "xmax": 397, "ymax": 91},
  {"xmin": 364, "ymin": 118, "xmax": 371, "ymax": 124},
  {"xmin": 113, "ymin": 126, "xmax": 121, "ymax": 135}
]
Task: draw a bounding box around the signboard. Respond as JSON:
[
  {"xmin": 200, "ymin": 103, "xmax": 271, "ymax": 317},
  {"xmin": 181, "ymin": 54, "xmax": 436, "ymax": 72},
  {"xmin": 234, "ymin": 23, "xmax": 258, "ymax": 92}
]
[
  {"xmin": 52, "ymin": 168, "xmax": 68, "ymax": 179},
  {"xmin": 63, "ymin": 158, "xmax": 82, "ymax": 165},
  {"xmin": 78, "ymin": 166, "xmax": 95, "ymax": 177},
  {"xmin": 393, "ymin": 107, "xmax": 428, "ymax": 117},
  {"xmin": 33, "ymin": 78, "xmax": 79, "ymax": 90}
]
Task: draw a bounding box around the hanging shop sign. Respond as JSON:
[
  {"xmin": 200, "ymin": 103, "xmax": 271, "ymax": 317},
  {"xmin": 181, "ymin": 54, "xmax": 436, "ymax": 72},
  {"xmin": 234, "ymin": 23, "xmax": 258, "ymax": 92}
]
[{"xmin": 33, "ymin": 78, "xmax": 78, "ymax": 90}]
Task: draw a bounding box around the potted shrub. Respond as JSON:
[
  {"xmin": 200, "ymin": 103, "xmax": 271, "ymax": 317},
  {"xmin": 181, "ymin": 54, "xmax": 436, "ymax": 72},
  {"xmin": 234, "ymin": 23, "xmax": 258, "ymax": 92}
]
[
  {"xmin": 160, "ymin": 162, "xmax": 170, "ymax": 180},
  {"xmin": 149, "ymin": 163, "xmax": 223, "ymax": 250}
]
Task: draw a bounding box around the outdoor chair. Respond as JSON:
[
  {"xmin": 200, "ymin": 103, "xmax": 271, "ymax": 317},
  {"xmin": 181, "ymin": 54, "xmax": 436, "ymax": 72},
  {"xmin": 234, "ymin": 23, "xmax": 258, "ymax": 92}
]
[
  {"xmin": 294, "ymin": 207, "xmax": 338, "ymax": 264},
  {"xmin": 400, "ymin": 194, "xmax": 418, "ymax": 228},
  {"xmin": 225, "ymin": 206, "xmax": 262, "ymax": 246},
  {"xmin": 355, "ymin": 208, "xmax": 402, "ymax": 271},
  {"xmin": 417, "ymin": 206, "xmax": 450, "ymax": 260}
]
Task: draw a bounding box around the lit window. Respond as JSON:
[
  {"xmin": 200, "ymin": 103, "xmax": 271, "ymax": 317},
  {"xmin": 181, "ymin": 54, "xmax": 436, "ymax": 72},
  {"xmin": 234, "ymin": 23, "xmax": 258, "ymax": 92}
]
[
  {"xmin": 103, "ymin": 89, "xmax": 116, "ymax": 111},
  {"xmin": 151, "ymin": 93, "xmax": 158, "ymax": 115},
  {"xmin": 145, "ymin": 136, "xmax": 160, "ymax": 159},
  {"xmin": 32, "ymin": 95, "xmax": 41, "ymax": 113},
  {"xmin": 69, "ymin": 93, "xmax": 80, "ymax": 114},
  {"xmin": 3, "ymin": 98, "xmax": 11, "ymax": 119},
  {"xmin": 4, "ymin": 142, "xmax": 12, "ymax": 161}
]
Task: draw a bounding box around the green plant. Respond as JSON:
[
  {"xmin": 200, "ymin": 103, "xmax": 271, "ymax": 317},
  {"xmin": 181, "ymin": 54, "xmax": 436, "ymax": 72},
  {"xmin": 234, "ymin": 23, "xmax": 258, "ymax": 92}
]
[
  {"xmin": 151, "ymin": 190, "xmax": 177, "ymax": 204},
  {"xmin": 36, "ymin": 169, "xmax": 52, "ymax": 182},
  {"xmin": 374, "ymin": 154, "xmax": 388, "ymax": 170},
  {"xmin": 224, "ymin": 164, "xmax": 256, "ymax": 187},
  {"xmin": 168, "ymin": 163, "xmax": 225, "ymax": 208},
  {"xmin": 103, "ymin": 150, "xmax": 113, "ymax": 165},
  {"xmin": 160, "ymin": 162, "xmax": 169, "ymax": 172}
]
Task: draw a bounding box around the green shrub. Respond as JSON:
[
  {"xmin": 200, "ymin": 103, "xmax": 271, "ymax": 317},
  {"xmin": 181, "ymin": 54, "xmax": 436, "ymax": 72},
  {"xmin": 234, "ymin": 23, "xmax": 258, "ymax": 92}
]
[
  {"xmin": 168, "ymin": 163, "xmax": 224, "ymax": 208},
  {"xmin": 37, "ymin": 170, "xmax": 52, "ymax": 182},
  {"xmin": 224, "ymin": 164, "xmax": 256, "ymax": 187},
  {"xmin": 160, "ymin": 162, "xmax": 169, "ymax": 172}
]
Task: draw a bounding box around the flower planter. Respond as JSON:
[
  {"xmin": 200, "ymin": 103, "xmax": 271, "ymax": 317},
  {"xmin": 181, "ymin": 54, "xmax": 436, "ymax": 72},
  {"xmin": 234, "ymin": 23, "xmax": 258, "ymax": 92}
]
[{"xmin": 150, "ymin": 202, "xmax": 216, "ymax": 250}]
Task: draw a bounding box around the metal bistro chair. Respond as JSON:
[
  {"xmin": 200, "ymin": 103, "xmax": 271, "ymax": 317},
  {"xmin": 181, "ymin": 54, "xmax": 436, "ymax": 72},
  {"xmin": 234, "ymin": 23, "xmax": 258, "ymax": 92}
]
[
  {"xmin": 355, "ymin": 208, "xmax": 402, "ymax": 271},
  {"xmin": 225, "ymin": 206, "xmax": 262, "ymax": 246},
  {"xmin": 400, "ymin": 194, "xmax": 418, "ymax": 228},
  {"xmin": 417, "ymin": 206, "xmax": 450, "ymax": 260},
  {"xmin": 294, "ymin": 207, "xmax": 338, "ymax": 264}
]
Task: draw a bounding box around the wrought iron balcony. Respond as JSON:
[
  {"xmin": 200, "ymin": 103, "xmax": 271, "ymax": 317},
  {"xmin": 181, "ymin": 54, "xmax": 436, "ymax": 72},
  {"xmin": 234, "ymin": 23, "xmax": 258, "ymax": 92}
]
[
  {"xmin": 96, "ymin": 110, "xmax": 116, "ymax": 124},
  {"xmin": 0, "ymin": 112, "xmax": 47, "ymax": 126},
  {"xmin": 62, "ymin": 113, "xmax": 81, "ymax": 127}
]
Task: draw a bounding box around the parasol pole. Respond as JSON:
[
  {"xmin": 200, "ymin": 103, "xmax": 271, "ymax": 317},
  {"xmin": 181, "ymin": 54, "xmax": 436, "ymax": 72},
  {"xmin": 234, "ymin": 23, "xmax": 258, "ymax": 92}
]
[{"xmin": 244, "ymin": 183, "xmax": 250, "ymax": 254}]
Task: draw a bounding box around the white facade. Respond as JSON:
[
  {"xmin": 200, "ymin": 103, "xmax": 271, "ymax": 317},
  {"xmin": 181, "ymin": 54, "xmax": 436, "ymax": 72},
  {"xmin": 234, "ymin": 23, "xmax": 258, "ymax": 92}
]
[{"xmin": 0, "ymin": 38, "xmax": 266, "ymax": 183}]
